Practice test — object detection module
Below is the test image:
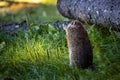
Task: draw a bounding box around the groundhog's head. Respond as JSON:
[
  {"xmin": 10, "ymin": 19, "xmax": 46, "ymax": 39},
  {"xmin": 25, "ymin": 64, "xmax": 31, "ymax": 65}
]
[{"xmin": 63, "ymin": 20, "xmax": 84, "ymax": 35}]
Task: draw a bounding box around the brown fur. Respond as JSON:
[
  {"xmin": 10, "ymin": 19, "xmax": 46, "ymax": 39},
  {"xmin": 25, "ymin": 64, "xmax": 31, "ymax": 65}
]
[{"xmin": 64, "ymin": 21, "xmax": 93, "ymax": 69}]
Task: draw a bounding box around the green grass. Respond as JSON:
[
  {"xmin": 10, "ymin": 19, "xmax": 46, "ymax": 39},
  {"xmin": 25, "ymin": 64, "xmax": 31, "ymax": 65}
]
[{"xmin": 0, "ymin": 4, "xmax": 120, "ymax": 80}]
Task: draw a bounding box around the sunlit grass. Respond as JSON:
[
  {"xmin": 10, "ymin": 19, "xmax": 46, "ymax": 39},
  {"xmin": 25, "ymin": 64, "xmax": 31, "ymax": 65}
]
[
  {"xmin": 0, "ymin": 26, "xmax": 69, "ymax": 79},
  {"xmin": 0, "ymin": 23, "xmax": 120, "ymax": 80}
]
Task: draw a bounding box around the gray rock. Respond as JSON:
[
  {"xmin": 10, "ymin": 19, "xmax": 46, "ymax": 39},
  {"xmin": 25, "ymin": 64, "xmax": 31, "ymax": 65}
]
[{"xmin": 57, "ymin": 0, "xmax": 120, "ymax": 31}]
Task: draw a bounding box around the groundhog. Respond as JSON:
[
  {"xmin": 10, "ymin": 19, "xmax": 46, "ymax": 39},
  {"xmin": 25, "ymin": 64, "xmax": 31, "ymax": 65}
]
[{"xmin": 64, "ymin": 20, "xmax": 93, "ymax": 69}]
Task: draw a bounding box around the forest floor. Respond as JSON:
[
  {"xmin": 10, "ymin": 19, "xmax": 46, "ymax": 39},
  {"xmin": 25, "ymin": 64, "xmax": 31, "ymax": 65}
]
[{"xmin": 0, "ymin": 2, "xmax": 120, "ymax": 80}]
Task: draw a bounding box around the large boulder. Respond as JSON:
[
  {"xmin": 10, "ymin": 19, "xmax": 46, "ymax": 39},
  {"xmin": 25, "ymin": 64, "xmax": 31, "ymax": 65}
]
[{"xmin": 57, "ymin": 0, "xmax": 120, "ymax": 31}]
